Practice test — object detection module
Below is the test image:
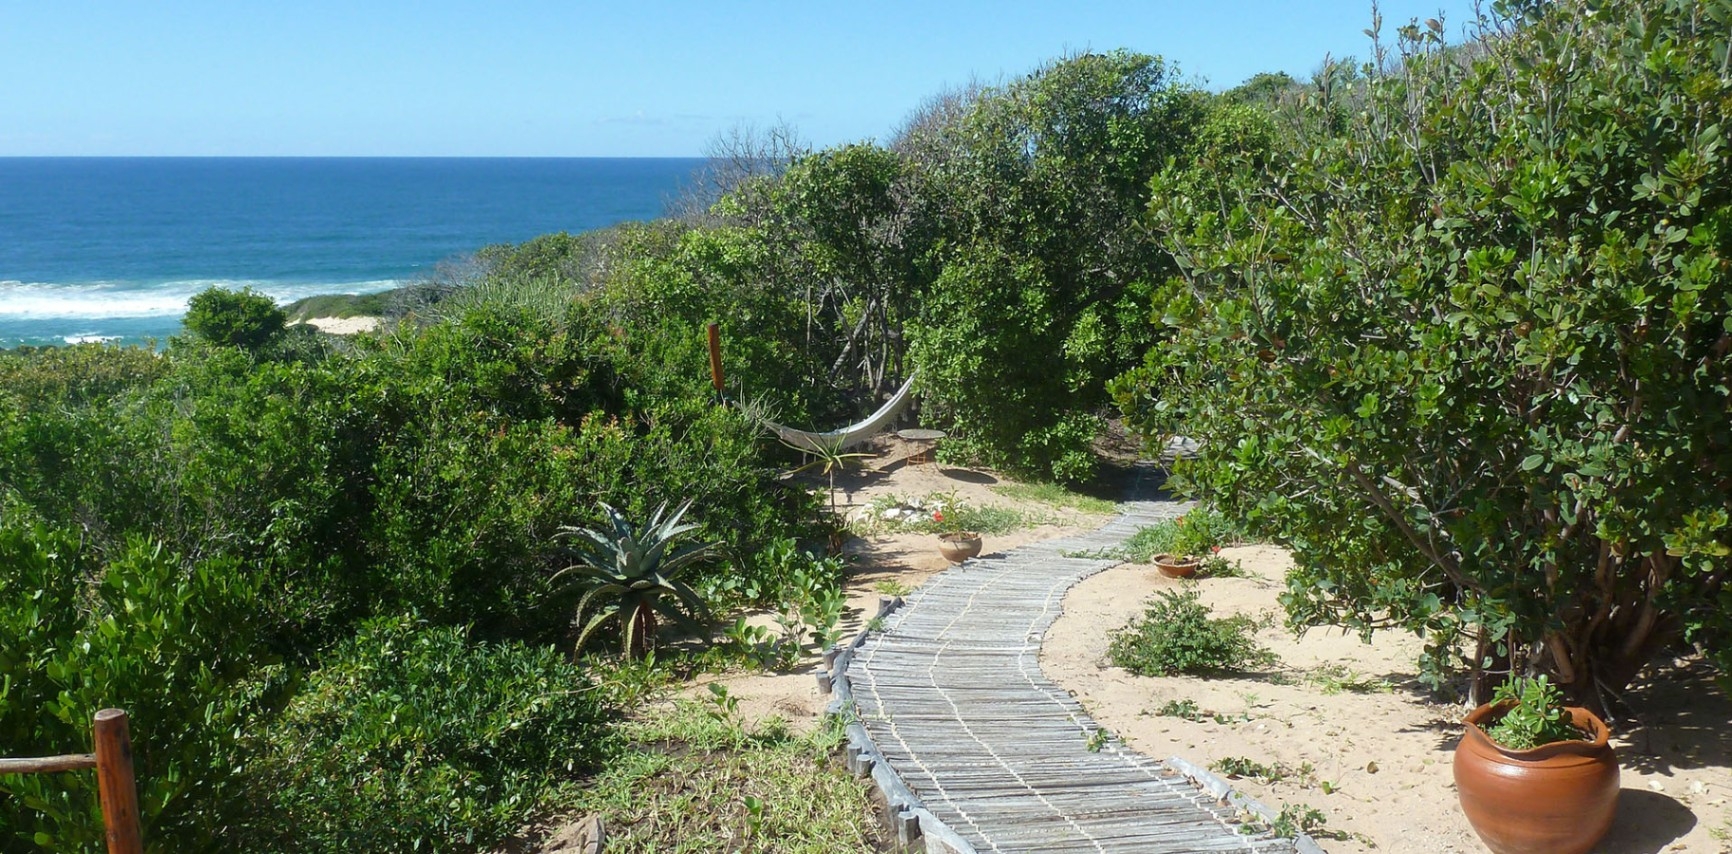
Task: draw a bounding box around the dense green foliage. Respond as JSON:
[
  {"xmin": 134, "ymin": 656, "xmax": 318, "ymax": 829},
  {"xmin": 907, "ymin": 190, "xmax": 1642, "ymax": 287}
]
[
  {"xmin": 0, "ymin": 287, "xmax": 815, "ymax": 851},
  {"xmin": 1108, "ymin": 588, "xmax": 1274, "ymax": 676},
  {"xmin": 905, "ymin": 51, "xmax": 1206, "ymax": 481},
  {"xmin": 1116, "ymin": 0, "xmax": 1732, "ymax": 699},
  {"xmin": 181, "ymin": 286, "xmax": 286, "ymax": 350},
  {"xmin": 244, "ymin": 617, "xmax": 611, "ymax": 853},
  {"xmin": 0, "ymin": 514, "xmax": 264, "ymax": 851},
  {"xmin": 7, "ymin": 0, "xmax": 1730, "ymax": 844}
]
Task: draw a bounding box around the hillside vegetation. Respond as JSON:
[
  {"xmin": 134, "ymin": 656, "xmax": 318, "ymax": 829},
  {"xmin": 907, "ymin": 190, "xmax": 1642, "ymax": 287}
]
[{"xmin": 2, "ymin": 0, "xmax": 1727, "ymax": 850}]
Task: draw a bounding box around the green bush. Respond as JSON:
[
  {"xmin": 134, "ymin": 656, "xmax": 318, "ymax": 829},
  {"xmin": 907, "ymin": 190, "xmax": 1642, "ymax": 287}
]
[
  {"xmin": 1108, "ymin": 589, "xmax": 1273, "ymax": 676},
  {"xmin": 0, "ymin": 511, "xmax": 266, "ymax": 853},
  {"xmin": 906, "ymin": 50, "xmax": 1207, "ymax": 481},
  {"xmin": 1118, "ymin": 0, "xmax": 1732, "ymax": 697},
  {"xmin": 181, "ymin": 286, "xmax": 286, "ymax": 350},
  {"xmin": 242, "ymin": 617, "xmax": 613, "ymax": 854},
  {"xmin": 1119, "ymin": 507, "xmax": 1246, "ymax": 562}
]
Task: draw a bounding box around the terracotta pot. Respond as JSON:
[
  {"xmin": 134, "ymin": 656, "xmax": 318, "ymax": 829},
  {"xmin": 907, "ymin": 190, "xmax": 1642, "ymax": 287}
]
[
  {"xmin": 1152, "ymin": 553, "xmax": 1201, "ymax": 579},
  {"xmin": 1453, "ymin": 701, "xmax": 1620, "ymax": 854},
  {"xmin": 938, "ymin": 532, "xmax": 982, "ymax": 563}
]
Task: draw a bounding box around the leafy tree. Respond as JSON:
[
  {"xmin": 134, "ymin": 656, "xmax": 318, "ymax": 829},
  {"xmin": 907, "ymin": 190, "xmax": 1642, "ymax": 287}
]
[
  {"xmin": 182, "ymin": 286, "xmax": 286, "ymax": 350},
  {"xmin": 1118, "ymin": 0, "xmax": 1732, "ymax": 704},
  {"xmin": 905, "ymin": 50, "xmax": 1209, "ymax": 480}
]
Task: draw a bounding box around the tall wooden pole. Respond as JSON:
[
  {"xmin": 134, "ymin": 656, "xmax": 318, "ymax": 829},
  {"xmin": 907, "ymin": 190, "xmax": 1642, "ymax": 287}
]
[
  {"xmin": 92, "ymin": 709, "xmax": 143, "ymax": 854},
  {"xmin": 706, "ymin": 323, "xmax": 725, "ymax": 398}
]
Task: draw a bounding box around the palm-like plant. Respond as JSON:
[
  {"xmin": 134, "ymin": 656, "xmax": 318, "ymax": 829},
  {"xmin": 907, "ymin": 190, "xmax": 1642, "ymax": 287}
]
[
  {"xmin": 554, "ymin": 500, "xmax": 718, "ymax": 658},
  {"xmin": 781, "ymin": 434, "xmax": 874, "ymax": 514}
]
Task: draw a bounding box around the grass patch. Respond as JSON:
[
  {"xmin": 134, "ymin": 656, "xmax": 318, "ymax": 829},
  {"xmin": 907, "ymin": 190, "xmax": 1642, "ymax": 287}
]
[
  {"xmin": 991, "ymin": 482, "xmax": 1116, "ymax": 514},
  {"xmin": 852, "ymin": 492, "xmax": 1049, "ymax": 536},
  {"xmin": 1305, "ymin": 664, "xmax": 1394, "ymax": 695},
  {"xmin": 563, "ymin": 699, "xmax": 886, "ymax": 853},
  {"xmin": 283, "ymin": 291, "xmax": 394, "ymax": 320}
]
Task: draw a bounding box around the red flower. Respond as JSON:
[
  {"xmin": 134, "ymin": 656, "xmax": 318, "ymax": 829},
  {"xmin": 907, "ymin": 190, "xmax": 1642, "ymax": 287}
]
[
  {"xmin": 1211, "ymin": 545, "xmax": 1222, "ymax": 555},
  {"xmin": 933, "ymin": 511, "xmax": 944, "ymax": 522}
]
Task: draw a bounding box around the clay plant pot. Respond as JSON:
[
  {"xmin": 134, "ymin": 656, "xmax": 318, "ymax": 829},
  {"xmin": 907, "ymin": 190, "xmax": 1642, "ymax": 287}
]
[
  {"xmin": 1152, "ymin": 553, "xmax": 1201, "ymax": 579},
  {"xmin": 1452, "ymin": 701, "xmax": 1620, "ymax": 854},
  {"xmin": 938, "ymin": 532, "xmax": 982, "ymax": 563}
]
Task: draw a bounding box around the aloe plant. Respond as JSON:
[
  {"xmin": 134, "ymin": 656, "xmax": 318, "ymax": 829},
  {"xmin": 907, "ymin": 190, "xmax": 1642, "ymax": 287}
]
[
  {"xmin": 781, "ymin": 434, "xmax": 873, "ymax": 513},
  {"xmin": 554, "ymin": 500, "xmax": 717, "ymax": 658}
]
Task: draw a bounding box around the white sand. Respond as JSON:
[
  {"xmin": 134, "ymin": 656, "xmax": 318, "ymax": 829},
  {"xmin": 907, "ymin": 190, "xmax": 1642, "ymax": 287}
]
[{"xmin": 302, "ymin": 315, "xmax": 381, "ymax": 335}]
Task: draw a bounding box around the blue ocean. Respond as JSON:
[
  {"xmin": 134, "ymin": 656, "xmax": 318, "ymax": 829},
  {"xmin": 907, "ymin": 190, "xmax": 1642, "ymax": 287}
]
[{"xmin": 0, "ymin": 157, "xmax": 705, "ymax": 347}]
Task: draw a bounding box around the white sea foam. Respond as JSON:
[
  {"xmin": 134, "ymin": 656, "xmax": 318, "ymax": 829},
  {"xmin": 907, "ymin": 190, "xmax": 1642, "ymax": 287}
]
[
  {"xmin": 62, "ymin": 334, "xmax": 123, "ymax": 344},
  {"xmin": 0, "ymin": 279, "xmax": 402, "ymax": 320}
]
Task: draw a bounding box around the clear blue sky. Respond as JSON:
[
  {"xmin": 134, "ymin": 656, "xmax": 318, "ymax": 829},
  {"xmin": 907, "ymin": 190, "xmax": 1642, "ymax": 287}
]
[{"xmin": 1, "ymin": 1, "xmax": 1482, "ymax": 157}]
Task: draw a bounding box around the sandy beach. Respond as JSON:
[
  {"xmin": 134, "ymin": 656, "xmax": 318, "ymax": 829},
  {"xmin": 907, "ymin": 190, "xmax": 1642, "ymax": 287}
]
[{"xmin": 301, "ymin": 315, "xmax": 382, "ymax": 335}]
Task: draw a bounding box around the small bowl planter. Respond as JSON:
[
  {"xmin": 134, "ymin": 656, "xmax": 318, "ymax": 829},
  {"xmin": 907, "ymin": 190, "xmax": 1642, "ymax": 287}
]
[
  {"xmin": 1152, "ymin": 553, "xmax": 1202, "ymax": 579},
  {"xmin": 938, "ymin": 532, "xmax": 983, "ymax": 563},
  {"xmin": 1453, "ymin": 700, "xmax": 1620, "ymax": 854}
]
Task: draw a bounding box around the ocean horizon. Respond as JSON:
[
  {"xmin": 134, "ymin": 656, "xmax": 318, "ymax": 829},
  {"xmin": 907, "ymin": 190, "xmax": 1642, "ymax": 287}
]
[{"xmin": 0, "ymin": 157, "xmax": 705, "ymax": 347}]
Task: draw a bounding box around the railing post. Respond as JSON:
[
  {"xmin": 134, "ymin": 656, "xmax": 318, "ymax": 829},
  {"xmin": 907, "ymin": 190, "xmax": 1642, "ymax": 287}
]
[{"xmin": 92, "ymin": 709, "xmax": 143, "ymax": 854}]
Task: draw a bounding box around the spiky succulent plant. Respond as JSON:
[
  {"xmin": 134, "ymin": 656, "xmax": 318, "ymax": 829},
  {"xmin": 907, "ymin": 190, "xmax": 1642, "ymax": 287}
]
[{"xmin": 554, "ymin": 500, "xmax": 717, "ymax": 658}]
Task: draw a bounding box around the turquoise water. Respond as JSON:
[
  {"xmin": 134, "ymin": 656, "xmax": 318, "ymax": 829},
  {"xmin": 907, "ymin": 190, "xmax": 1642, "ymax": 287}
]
[{"xmin": 0, "ymin": 157, "xmax": 703, "ymax": 347}]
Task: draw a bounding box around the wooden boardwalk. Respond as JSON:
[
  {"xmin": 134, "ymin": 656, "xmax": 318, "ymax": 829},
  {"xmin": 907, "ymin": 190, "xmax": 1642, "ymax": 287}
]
[{"xmin": 826, "ymin": 489, "xmax": 1310, "ymax": 853}]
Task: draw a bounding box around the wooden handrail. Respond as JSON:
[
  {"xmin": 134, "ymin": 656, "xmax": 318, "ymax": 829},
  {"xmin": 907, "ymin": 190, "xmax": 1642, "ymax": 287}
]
[
  {"xmin": 0, "ymin": 754, "xmax": 97, "ymax": 774},
  {"xmin": 0, "ymin": 709, "xmax": 143, "ymax": 854}
]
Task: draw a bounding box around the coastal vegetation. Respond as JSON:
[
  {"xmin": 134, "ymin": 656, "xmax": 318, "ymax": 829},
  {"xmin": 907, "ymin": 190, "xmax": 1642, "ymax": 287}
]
[{"xmin": 2, "ymin": 0, "xmax": 1728, "ymax": 849}]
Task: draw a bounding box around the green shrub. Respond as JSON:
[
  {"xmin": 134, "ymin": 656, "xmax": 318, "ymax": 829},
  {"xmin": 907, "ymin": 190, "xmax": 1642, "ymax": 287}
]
[
  {"xmin": 0, "ymin": 511, "xmax": 266, "ymax": 853},
  {"xmin": 1119, "ymin": 507, "xmax": 1246, "ymax": 561},
  {"xmin": 182, "ymin": 286, "xmax": 286, "ymax": 350},
  {"xmin": 243, "ymin": 617, "xmax": 613, "ymax": 854},
  {"xmin": 0, "ymin": 343, "xmax": 166, "ymax": 405},
  {"xmin": 907, "ymin": 51, "xmax": 1207, "ymax": 481},
  {"xmin": 1118, "ymin": 0, "xmax": 1732, "ymax": 697},
  {"xmin": 1108, "ymin": 589, "xmax": 1273, "ymax": 676}
]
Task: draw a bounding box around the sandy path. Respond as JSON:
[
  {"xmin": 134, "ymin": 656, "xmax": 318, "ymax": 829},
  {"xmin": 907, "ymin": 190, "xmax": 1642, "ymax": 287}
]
[{"xmin": 1041, "ymin": 546, "xmax": 1732, "ymax": 853}]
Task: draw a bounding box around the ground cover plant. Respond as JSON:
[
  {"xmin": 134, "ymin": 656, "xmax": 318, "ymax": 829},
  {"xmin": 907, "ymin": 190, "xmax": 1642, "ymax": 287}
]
[
  {"xmin": 562, "ymin": 697, "xmax": 888, "ymax": 853},
  {"xmin": 1117, "ymin": 0, "xmax": 1732, "ymax": 704},
  {"xmin": 990, "ymin": 482, "xmax": 1118, "ymax": 515},
  {"xmin": 1118, "ymin": 507, "xmax": 1248, "ymax": 562},
  {"xmin": 1109, "ymin": 589, "xmax": 1276, "ymax": 676}
]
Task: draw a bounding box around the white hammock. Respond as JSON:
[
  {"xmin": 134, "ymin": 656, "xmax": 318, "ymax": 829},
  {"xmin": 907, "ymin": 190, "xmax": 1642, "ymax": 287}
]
[{"xmin": 761, "ymin": 373, "xmax": 918, "ymax": 453}]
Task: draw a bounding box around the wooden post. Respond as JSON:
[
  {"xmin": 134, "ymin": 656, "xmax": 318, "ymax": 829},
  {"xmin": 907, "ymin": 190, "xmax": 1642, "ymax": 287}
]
[
  {"xmin": 92, "ymin": 709, "xmax": 143, "ymax": 854},
  {"xmin": 706, "ymin": 322, "xmax": 725, "ymax": 396}
]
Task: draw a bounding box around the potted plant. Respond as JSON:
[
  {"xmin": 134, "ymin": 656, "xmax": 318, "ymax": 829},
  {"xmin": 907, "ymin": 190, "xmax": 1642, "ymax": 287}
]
[
  {"xmin": 931, "ymin": 510, "xmax": 982, "ymax": 563},
  {"xmin": 1452, "ymin": 675, "xmax": 1620, "ymax": 854}
]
